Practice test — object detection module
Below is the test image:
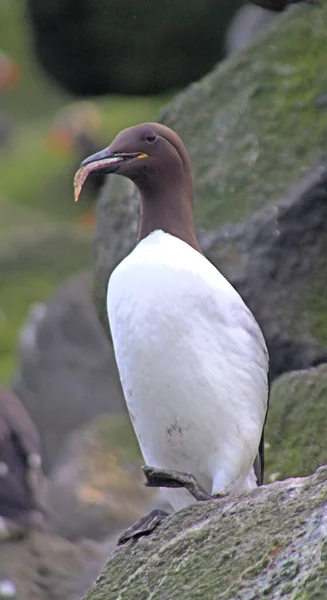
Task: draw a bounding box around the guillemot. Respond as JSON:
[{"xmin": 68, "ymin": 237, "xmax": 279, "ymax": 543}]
[
  {"xmin": 74, "ymin": 122, "xmax": 269, "ymax": 543},
  {"xmin": 0, "ymin": 385, "xmax": 45, "ymax": 539}
]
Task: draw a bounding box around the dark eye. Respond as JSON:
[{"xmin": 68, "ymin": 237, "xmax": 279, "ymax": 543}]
[{"xmin": 145, "ymin": 131, "xmax": 157, "ymax": 143}]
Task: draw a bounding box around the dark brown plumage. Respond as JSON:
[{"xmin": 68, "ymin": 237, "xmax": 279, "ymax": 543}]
[
  {"xmin": 0, "ymin": 385, "xmax": 45, "ymax": 534},
  {"xmin": 78, "ymin": 122, "xmax": 201, "ymax": 252}
]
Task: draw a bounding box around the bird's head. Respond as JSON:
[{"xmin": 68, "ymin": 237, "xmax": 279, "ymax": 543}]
[{"xmin": 74, "ymin": 122, "xmax": 193, "ymax": 202}]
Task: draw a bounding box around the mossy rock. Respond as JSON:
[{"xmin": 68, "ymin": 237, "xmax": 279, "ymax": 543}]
[
  {"xmin": 84, "ymin": 466, "xmax": 327, "ymax": 600},
  {"xmin": 94, "ymin": 1, "xmax": 327, "ymax": 380},
  {"xmin": 265, "ymin": 364, "xmax": 327, "ymax": 482}
]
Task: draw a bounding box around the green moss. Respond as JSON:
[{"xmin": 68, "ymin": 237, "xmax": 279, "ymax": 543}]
[
  {"xmin": 265, "ymin": 365, "xmax": 327, "ymax": 482},
  {"xmin": 159, "ymin": 2, "xmax": 327, "ymax": 229},
  {"xmin": 84, "ymin": 468, "xmax": 327, "ymax": 600},
  {"xmin": 241, "ymin": 557, "xmax": 270, "ymax": 580},
  {"xmin": 306, "ymin": 278, "xmax": 327, "ymax": 346},
  {"xmin": 293, "ymin": 564, "xmax": 327, "ymax": 600}
]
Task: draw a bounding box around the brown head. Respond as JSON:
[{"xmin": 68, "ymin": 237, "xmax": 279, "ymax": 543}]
[{"xmin": 74, "ymin": 122, "xmax": 201, "ymax": 251}]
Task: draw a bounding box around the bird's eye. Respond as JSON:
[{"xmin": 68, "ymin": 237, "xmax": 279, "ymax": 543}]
[{"xmin": 145, "ymin": 131, "xmax": 157, "ymax": 143}]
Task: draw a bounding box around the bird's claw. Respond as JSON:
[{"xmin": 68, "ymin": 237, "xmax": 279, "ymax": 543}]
[{"xmin": 117, "ymin": 509, "xmax": 169, "ymax": 545}]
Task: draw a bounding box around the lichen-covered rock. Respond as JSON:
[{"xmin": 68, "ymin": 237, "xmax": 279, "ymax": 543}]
[
  {"xmin": 94, "ymin": 1, "xmax": 327, "ymax": 380},
  {"xmin": 265, "ymin": 364, "xmax": 327, "ymax": 482},
  {"xmin": 84, "ymin": 466, "xmax": 327, "ymax": 600}
]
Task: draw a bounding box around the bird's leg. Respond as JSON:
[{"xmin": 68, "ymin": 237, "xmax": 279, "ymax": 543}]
[
  {"xmin": 117, "ymin": 466, "xmax": 228, "ymax": 546},
  {"xmin": 117, "ymin": 509, "xmax": 170, "ymax": 545},
  {"xmin": 144, "ymin": 466, "xmax": 220, "ymax": 502}
]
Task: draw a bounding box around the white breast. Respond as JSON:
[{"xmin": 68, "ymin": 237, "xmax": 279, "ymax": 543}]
[{"xmin": 107, "ymin": 231, "xmax": 268, "ymax": 511}]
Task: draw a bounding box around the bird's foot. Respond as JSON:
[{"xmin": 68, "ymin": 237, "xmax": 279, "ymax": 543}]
[
  {"xmin": 143, "ymin": 466, "xmax": 213, "ymax": 502},
  {"xmin": 117, "ymin": 509, "xmax": 169, "ymax": 546},
  {"xmin": 117, "ymin": 468, "xmax": 228, "ymax": 546}
]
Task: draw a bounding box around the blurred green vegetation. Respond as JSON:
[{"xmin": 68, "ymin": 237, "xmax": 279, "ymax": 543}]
[{"xmin": 0, "ymin": 0, "xmax": 166, "ymax": 384}]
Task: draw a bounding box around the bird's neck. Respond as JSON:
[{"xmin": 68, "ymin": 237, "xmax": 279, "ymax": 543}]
[{"xmin": 137, "ymin": 187, "xmax": 202, "ymax": 253}]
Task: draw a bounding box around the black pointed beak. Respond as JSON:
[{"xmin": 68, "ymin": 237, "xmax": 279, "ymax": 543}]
[
  {"xmin": 80, "ymin": 148, "xmax": 126, "ymax": 174},
  {"xmin": 74, "ymin": 147, "xmax": 148, "ymax": 202},
  {"xmin": 80, "ymin": 148, "xmax": 149, "ymax": 174}
]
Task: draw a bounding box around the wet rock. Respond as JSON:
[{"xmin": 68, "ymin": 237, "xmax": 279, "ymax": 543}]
[
  {"xmin": 13, "ymin": 271, "xmax": 125, "ymax": 472},
  {"xmin": 84, "ymin": 466, "xmax": 327, "ymax": 600}
]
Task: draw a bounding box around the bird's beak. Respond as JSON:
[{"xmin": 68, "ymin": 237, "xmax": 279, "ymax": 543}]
[{"xmin": 74, "ymin": 148, "xmax": 148, "ymax": 202}]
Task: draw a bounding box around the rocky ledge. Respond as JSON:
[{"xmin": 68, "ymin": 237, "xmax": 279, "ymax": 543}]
[{"xmin": 84, "ymin": 465, "xmax": 327, "ymax": 600}]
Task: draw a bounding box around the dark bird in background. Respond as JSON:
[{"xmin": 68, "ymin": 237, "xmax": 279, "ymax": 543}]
[
  {"xmin": 250, "ymin": 0, "xmax": 318, "ymax": 10},
  {"xmin": 47, "ymin": 102, "xmax": 106, "ymax": 228},
  {"xmin": 0, "ymin": 385, "xmax": 45, "ymax": 540}
]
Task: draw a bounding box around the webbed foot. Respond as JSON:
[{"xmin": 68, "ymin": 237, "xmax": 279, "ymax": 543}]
[
  {"xmin": 143, "ymin": 466, "xmax": 213, "ymax": 502},
  {"xmin": 117, "ymin": 509, "xmax": 169, "ymax": 545}
]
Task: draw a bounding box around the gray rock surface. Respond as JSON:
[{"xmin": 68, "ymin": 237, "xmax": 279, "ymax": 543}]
[
  {"xmin": 202, "ymin": 159, "xmax": 327, "ymax": 380},
  {"xmin": 84, "ymin": 466, "xmax": 327, "ymax": 600},
  {"xmin": 13, "ymin": 271, "xmax": 125, "ymax": 471},
  {"xmin": 225, "ymin": 4, "xmax": 279, "ymax": 56}
]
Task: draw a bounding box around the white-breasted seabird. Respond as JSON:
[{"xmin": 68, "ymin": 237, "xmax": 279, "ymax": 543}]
[{"xmin": 74, "ymin": 122, "xmax": 269, "ymax": 543}]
